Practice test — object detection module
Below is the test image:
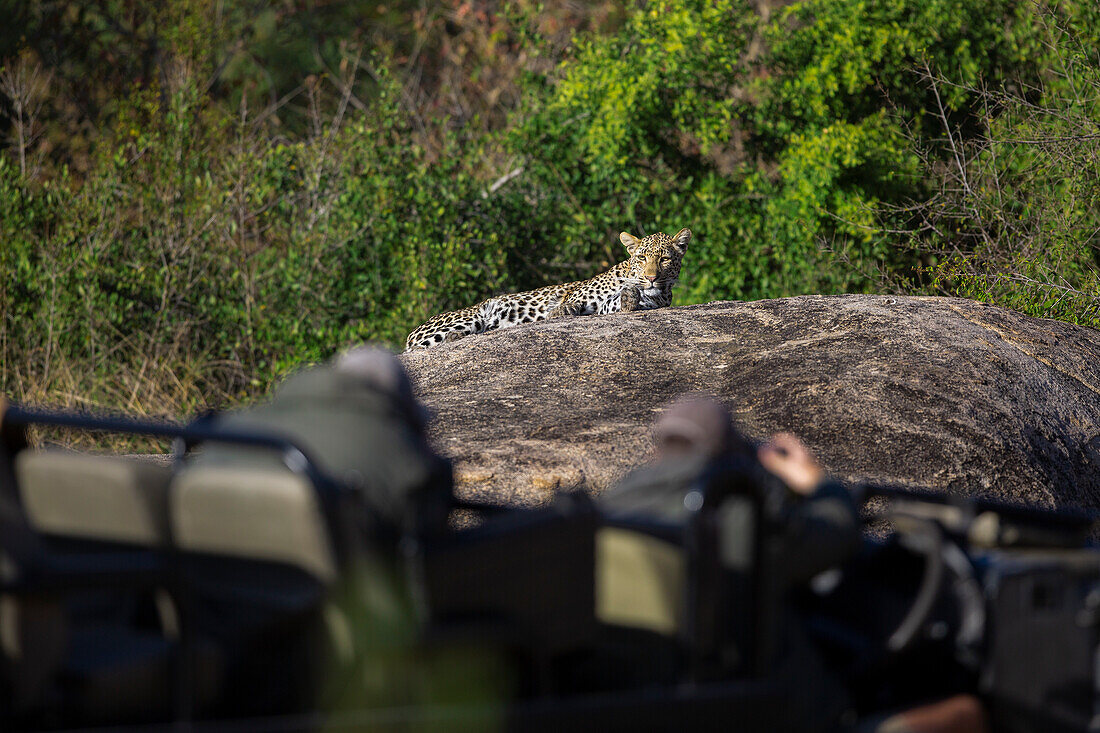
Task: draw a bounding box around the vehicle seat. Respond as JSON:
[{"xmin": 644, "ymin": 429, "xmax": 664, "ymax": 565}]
[
  {"xmin": 417, "ymin": 496, "xmax": 598, "ymax": 658},
  {"xmin": 594, "ymin": 526, "xmax": 685, "ymax": 637},
  {"xmin": 416, "ymin": 493, "xmax": 750, "ymax": 698},
  {"xmin": 171, "ymin": 463, "xmax": 337, "ymax": 582},
  {"xmin": 8, "ymin": 449, "xmax": 222, "ymax": 725},
  {"xmin": 167, "ymin": 462, "xmax": 350, "ymax": 716},
  {"xmin": 16, "ymin": 450, "xmax": 171, "ymax": 547},
  {"xmin": 585, "ymin": 491, "xmax": 763, "ymax": 688}
]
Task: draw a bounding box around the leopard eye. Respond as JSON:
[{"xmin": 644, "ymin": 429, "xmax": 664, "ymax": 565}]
[{"xmin": 661, "ymin": 257, "xmax": 671, "ymax": 264}]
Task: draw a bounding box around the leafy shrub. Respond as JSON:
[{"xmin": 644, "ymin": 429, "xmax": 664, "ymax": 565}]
[
  {"xmin": 904, "ymin": 3, "xmax": 1100, "ymax": 327},
  {"xmin": 2, "ymin": 0, "xmax": 1098, "ymax": 429},
  {"xmin": 511, "ymin": 0, "xmax": 1046, "ymax": 303},
  {"xmin": 0, "ymin": 55, "xmax": 525, "ymax": 422}
]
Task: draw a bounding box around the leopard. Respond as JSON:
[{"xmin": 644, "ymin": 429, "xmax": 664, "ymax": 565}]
[{"xmin": 404, "ymin": 227, "xmax": 690, "ymax": 350}]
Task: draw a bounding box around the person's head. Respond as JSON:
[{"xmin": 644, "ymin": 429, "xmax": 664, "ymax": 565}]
[
  {"xmin": 652, "ymin": 394, "xmax": 752, "ymax": 459},
  {"xmin": 334, "ymin": 346, "xmax": 430, "ymax": 433}
]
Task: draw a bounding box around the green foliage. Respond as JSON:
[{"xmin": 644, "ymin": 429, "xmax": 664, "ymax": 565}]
[
  {"xmin": 928, "ymin": 254, "xmax": 1100, "ymax": 329},
  {"xmin": 3, "ymin": 0, "xmax": 1099, "ymax": 423},
  {"xmin": 912, "ymin": 2, "xmax": 1100, "ymax": 328},
  {"xmin": 0, "ymin": 55, "xmax": 523, "ymax": 417},
  {"xmin": 512, "ymin": 0, "xmax": 1045, "ymax": 304}
]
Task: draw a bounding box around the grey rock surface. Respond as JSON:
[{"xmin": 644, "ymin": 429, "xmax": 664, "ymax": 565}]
[{"xmin": 399, "ymin": 295, "xmax": 1100, "ymax": 511}]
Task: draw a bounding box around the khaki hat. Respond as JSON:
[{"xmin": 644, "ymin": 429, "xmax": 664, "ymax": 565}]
[
  {"xmin": 335, "ymin": 346, "xmax": 430, "ymax": 430},
  {"xmin": 653, "ymin": 395, "xmax": 736, "ymax": 458}
]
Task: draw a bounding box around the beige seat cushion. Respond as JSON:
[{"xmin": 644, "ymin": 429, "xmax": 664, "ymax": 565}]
[
  {"xmin": 171, "ymin": 465, "xmax": 336, "ymax": 582},
  {"xmin": 16, "ymin": 451, "xmax": 171, "ymax": 546},
  {"xmin": 595, "ymin": 528, "xmax": 685, "ymax": 636}
]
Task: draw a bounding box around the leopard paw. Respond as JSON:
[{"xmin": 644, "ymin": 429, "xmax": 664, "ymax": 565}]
[{"xmin": 620, "ymin": 287, "xmax": 642, "ymax": 312}]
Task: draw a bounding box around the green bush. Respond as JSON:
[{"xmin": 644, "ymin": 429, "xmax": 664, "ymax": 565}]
[
  {"xmin": 908, "ymin": 2, "xmax": 1100, "ymax": 327},
  {"xmin": 0, "ymin": 56, "xmax": 524, "ymax": 419},
  {"xmin": 3, "ymin": 0, "xmax": 1099, "ymax": 426},
  {"xmin": 511, "ymin": 0, "xmax": 1046, "ymax": 302}
]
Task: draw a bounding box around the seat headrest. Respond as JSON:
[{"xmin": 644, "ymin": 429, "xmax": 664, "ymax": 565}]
[
  {"xmin": 171, "ymin": 465, "xmax": 336, "ymax": 582},
  {"xmin": 16, "ymin": 451, "xmax": 171, "ymax": 546}
]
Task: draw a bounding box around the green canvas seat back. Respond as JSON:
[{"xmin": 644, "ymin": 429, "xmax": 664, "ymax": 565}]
[
  {"xmin": 168, "ymin": 463, "xmax": 361, "ymax": 719},
  {"xmin": 597, "ymin": 486, "xmax": 762, "ymax": 678},
  {"xmin": 594, "ymin": 527, "xmax": 686, "ymax": 637},
  {"xmin": 170, "ymin": 464, "xmax": 337, "ymax": 583},
  {"xmin": 15, "ymin": 451, "xmax": 172, "ymax": 546}
]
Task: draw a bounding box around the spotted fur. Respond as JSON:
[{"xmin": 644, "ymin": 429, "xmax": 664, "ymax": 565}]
[{"xmin": 405, "ymin": 228, "xmax": 690, "ymax": 350}]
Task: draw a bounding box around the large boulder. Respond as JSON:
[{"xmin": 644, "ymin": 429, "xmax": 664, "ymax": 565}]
[{"xmin": 399, "ymin": 295, "xmax": 1100, "ymax": 511}]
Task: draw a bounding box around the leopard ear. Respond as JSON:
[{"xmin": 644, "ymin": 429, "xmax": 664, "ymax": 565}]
[
  {"xmin": 671, "ymin": 228, "xmax": 691, "ymax": 254},
  {"xmin": 620, "ymin": 232, "xmax": 641, "ymax": 256}
]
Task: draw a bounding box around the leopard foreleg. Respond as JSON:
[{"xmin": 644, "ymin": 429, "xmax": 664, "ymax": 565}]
[
  {"xmin": 549, "ymin": 300, "xmax": 587, "ymax": 318},
  {"xmin": 548, "ymin": 285, "xmax": 590, "ymax": 318}
]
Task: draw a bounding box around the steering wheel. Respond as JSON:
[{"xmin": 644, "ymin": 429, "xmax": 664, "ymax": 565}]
[
  {"xmin": 883, "ymin": 515, "xmax": 985, "ymax": 658},
  {"xmin": 885, "ymin": 519, "xmax": 946, "ymax": 652}
]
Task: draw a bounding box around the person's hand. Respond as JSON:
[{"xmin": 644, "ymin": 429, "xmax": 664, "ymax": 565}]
[{"xmin": 757, "ymin": 433, "xmax": 823, "ymax": 495}]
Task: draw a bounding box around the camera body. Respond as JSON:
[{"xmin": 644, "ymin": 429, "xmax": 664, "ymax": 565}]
[
  {"xmin": 977, "ymin": 547, "xmax": 1100, "ymax": 732},
  {"xmin": 860, "ymin": 490, "xmax": 1100, "ymax": 733}
]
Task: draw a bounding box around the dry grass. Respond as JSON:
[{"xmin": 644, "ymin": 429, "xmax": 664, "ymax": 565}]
[{"xmin": 2, "ymin": 2, "xmax": 622, "ymax": 448}]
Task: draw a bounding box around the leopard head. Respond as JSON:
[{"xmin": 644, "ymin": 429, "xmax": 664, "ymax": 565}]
[{"xmin": 620, "ymin": 228, "xmax": 690, "ymax": 294}]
